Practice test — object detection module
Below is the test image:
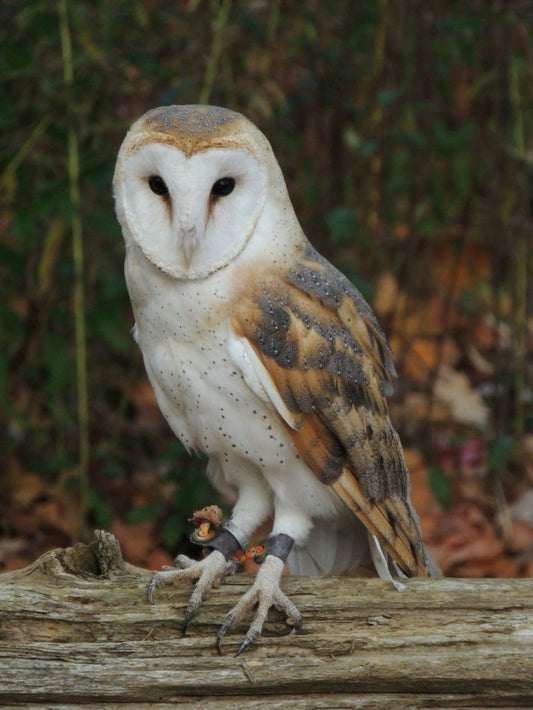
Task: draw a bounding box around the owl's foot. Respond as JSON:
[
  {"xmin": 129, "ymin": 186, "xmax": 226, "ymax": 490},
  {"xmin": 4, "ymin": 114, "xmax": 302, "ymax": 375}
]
[
  {"xmin": 216, "ymin": 554, "xmax": 303, "ymax": 656},
  {"xmin": 148, "ymin": 550, "xmax": 236, "ymax": 634}
]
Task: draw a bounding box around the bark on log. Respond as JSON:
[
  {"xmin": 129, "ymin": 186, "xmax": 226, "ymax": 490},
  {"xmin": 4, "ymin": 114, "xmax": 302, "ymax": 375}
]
[{"xmin": 0, "ymin": 530, "xmax": 532, "ymax": 709}]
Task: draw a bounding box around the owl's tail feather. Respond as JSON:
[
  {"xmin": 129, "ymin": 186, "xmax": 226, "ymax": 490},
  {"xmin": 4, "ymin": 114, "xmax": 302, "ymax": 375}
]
[
  {"xmin": 287, "ymin": 517, "xmax": 439, "ymax": 582},
  {"xmin": 287, "ymin": 519, "xmax": 372, "ymax": 576},
  {"xmin": 368, "ymin": 533, "xmax": 406, "ymax": 591},
  {"xmin": 332, "ymin": 470, "xmax": 436, "ymax": 578}
]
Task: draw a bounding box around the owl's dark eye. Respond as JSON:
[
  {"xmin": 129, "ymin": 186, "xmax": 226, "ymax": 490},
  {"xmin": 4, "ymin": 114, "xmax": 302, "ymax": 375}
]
[
  {"xmin": 211, "ymin": 177, "xmax": 235, "ymax": 197},
  {"xmin": 148, "ymin": 175, "xmax": 169, "ymax": 196}
]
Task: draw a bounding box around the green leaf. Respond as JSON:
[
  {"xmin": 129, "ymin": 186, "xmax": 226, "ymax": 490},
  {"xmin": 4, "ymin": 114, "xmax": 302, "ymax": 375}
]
[
  {"xmin": 429, "ymin": 466, "xmax": 452, "ymax": 509},
  {"xmin": 88, "ymin": 489, "xmax": 113, "ymax": 527},
  {"xmin": 126, "ymin": 503, "xmax": 161, "ymax": 524},
  {"xmin": 159, "ymin": 438, "xmax": 189, "ymax": 466},
  {"xmin": 377, "ymin": 87, "xmax": 402, "ymax": 108},
  {"xmin": 326, "ymin": 207, "xmax": 358, "ymax": 246},
  {"xmin": 357, "ymin": 139, "xmax": 378, "ymax": 157},
  {"xmin": 488, "ymin": 435, "xmax": 515, "ymax": 476},
  {"xmin": 163, "ymin": 515, "xmax": 186, "ymax": 550}
]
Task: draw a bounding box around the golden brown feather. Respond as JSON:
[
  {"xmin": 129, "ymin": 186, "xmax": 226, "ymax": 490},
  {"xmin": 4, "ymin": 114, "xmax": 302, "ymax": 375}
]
[{"xmin": 233, "ymin": 243, "xmax": 430, "ymax": 577}]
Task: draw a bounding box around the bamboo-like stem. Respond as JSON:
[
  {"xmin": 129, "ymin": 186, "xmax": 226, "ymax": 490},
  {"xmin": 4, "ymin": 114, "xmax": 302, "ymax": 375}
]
[
  {"xmin": 198, "ymin": 0, "xmax": 232, "ymax": 105},
  {"xmin": 509, "ymin": 56, "xmax": 527, "ymax": 440},
  {"xmin": 2, "ymin": 117, "xmax": 50, "ymax": 194},
  {"xmin": 266, "ymin": 0, "xmax": 280, "ymax": 47},
  {"xmin": 57, "ymin": 0, "xmax": 89, "ymax": 537}
]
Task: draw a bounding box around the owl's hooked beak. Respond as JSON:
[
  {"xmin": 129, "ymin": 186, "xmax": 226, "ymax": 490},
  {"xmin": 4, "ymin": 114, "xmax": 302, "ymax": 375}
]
[{"xmin": 179, "ymin": 225, "xmax": 200, "ymax": 268}]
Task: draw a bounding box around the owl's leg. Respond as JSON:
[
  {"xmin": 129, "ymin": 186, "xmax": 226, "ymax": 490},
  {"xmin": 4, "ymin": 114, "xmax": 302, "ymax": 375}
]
[
  {"xmin": 148, "ymin": 524, "xmax": 246, "ymax": 633},
  {"xmin": 216, "ymin": 533, "xmax": 302, "ymax": 656},
  {"xmin": 149, "ymin": 465, "xmax": 272, "ymax": 632}
]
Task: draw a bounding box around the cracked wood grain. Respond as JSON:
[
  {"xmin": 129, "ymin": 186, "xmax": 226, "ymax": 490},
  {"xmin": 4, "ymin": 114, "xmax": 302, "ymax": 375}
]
[{"xmin": 0, "ymin": 531, "xmax": 531, "ymax": 708}]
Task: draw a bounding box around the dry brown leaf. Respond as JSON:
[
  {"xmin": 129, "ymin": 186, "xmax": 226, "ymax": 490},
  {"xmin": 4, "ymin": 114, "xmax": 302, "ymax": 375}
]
[
  {"xmin": 146, "ymin": 548, "xmax": 174, "ymax": 571},
  {"xmin": 1, "ymin": 553, "xmax": 34, "ymax": 572},
  {"xmin": 130, "ymin": 380, "xmax": 165, "ymax": 435},
  {"xmin": 511, "ymin": 489, "xmax": 533, "ymax": 525},
  {"xmin": 373, "ymin": 272, "xmax": 401, "ymax": 318},
  {"xmin": 433, "ymin": 365, "xmax": 489, "ymax": 428},
  {"xmin": 455, "ymin": 556, "xmax": 519, "ymax": 578},
  {"xmin": 400, "ymin": 338, "xmax": 439, "ymax": 381},
  {"xmin": 111, "ymin": 519, "xmax": 157, "ymax": 566},
  {"xmin": 524, "ymin": 556, "xmax": 533, "ymax": 577},
  {"xmin": 505, "ymin": 519, "xmax": 533, "ymax": 554},
  {"xmin": 8, "ymin": 471, "xmax": 47, "ymax": 509},
  {"xmin": 404, "ymin": 448, "xmax": 441, "ymax": 517},
  {"xmin": 428, "ymin": 497, "xmax": 515, "ymax": 576},
  {"xmin": 433, "ymin": 244, "xmax": 490, "ymax": 292},
  {"xmin": 466, "ymin": 345, "xmax": 495, "ymax": 376}
]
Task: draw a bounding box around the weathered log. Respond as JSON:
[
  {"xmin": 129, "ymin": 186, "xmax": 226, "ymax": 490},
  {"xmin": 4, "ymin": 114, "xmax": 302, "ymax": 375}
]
[{"xmin": 0, "ymin": 530, "xmax": 531, "ymax": 708}]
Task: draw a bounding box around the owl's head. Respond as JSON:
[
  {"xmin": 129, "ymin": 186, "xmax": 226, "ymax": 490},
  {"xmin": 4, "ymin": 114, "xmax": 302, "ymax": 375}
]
[{"xmin": 113, "ymin": 105, "xmax": 291, "ymax": 280}]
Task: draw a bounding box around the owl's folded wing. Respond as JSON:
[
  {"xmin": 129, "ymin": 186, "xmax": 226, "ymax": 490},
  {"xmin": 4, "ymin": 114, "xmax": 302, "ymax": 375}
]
[{"xmin": 230, "ymin": 245, "xmax": 430, "ymax": 577}]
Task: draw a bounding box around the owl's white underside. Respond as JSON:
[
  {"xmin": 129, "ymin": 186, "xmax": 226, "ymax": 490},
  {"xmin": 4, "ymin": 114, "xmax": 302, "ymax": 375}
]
[{"xmin": 126, "ymin": 240, "xmax": 371, "ymax": 575}]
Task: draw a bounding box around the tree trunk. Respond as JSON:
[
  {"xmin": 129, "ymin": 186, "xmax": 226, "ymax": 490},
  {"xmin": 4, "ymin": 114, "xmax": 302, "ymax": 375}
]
[{"xmin": 0, "ymin": 530, "xmax": 531, "ymax": 708}]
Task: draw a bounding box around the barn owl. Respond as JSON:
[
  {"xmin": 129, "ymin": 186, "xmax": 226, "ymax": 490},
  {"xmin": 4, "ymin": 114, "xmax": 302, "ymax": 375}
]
[{"xmin": 113, "ymin": 105, "xmax": 437, "ymax": 654}]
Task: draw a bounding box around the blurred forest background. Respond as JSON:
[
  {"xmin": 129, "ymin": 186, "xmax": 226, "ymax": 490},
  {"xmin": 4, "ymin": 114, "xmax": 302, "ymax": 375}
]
[{"xmin": 1, "ymin": 0, "xmax": 532, "ymax": 578}]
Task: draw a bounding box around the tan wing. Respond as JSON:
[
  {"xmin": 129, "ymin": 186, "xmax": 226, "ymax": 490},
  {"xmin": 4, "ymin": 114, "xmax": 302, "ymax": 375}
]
[{"xmin": 232, "ymin": 244, "xmax": 429, "ymax": 577}]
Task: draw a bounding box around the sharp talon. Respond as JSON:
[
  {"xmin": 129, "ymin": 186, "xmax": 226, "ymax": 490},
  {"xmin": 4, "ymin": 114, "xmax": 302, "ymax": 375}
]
[
  {"xmin": 235, "ymin": 628, "xmax": 259, "ymax": 657},
  {"xmin": 216, "ymin": 630, "xmax": 225, "ymax": 655},
  {"xmin": 292, "ymin": 616, "xmax": 303, "ymax": 632},
  {"xmin": 235, "ymin": 638, "xmax": 251, "ymax": 657},
  {"xmin": 216, "ymin": 614, "xmax": 234, "ymax": 655},
  {"xmin": 182, "ymin": 608, "xmax": 195, "ymax": 636},
  {"xmin": 216, "ymin": 626, "xmax": 228, "ymax": 655}
]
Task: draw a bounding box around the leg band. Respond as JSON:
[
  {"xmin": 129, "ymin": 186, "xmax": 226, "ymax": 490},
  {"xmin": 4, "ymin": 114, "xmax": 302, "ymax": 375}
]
[
  {"xmin": 192, "ymin": 525, "xmax": 247, "ymax": 561},
  {"xmin": 264, "ymin": 533, "xmax": 294, "ymax": 563}
]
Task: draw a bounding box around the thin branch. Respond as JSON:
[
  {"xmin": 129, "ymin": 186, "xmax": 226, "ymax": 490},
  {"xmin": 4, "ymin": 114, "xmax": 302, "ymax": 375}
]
[
  {"xmin": 1, "ymin": 117, "xmax": 50, "ymax": 194},
  {"xmin": 198, "ymin": 0, "xmax": 232, "ymax": 105},
  {"xmin": 509, "ymin": 56, "xmax": 527, "ymax": 440},
  {"xmin": 57, "ymin": 0, "xmax": 89, "ymax": 537}
]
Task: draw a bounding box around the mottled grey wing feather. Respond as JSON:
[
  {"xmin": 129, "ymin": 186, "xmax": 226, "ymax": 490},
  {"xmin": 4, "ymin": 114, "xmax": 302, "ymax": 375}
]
[{"xmin": 233, "ymin": 244, "xmax": 430, "ymax": 576}]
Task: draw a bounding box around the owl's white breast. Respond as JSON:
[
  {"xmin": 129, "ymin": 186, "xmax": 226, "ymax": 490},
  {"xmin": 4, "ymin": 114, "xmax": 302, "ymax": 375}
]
[
  {"xmin": 124, "ymin": 242, "xmax": 342, "ymax": 524},
  {"xmin": 125, "ymin": 244, "xmax": 280, "ymax": 454}
]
